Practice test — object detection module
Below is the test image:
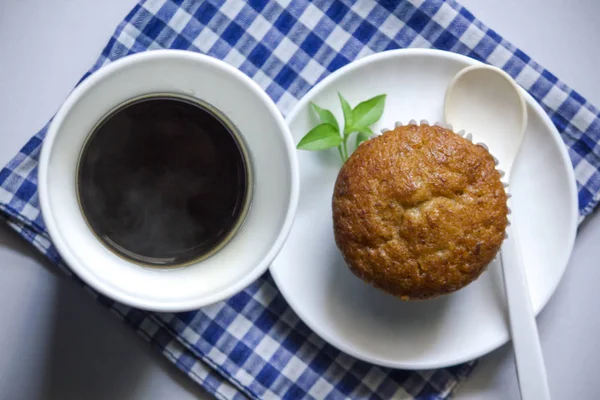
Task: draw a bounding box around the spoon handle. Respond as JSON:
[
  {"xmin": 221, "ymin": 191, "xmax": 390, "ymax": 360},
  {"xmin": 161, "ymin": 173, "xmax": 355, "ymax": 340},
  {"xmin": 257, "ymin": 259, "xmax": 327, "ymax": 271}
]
[{"xmin": 500, "ymin": 225, "xmax": 551, "ymax": 400}]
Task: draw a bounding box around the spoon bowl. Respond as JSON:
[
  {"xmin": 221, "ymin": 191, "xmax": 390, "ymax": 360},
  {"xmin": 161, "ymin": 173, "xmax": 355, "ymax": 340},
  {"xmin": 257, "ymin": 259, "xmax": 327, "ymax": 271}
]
[{"xmin": 445, "ymin": 64, "xmax": 527, "ymax": 178}]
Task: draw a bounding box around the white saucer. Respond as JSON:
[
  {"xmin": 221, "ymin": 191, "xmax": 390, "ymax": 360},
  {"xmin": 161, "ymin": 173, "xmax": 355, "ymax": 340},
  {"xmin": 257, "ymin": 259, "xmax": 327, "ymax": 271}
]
[{"xmin": 270, "ymin": 49, "xmax": 578, "ymax": 369}]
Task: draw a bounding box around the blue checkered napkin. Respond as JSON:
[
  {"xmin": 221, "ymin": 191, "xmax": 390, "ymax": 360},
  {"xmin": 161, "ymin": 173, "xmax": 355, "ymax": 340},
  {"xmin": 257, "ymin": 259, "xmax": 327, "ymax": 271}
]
[{"xmin": 1, "ymin": 0, "xmax": 599, "ymax": 398}]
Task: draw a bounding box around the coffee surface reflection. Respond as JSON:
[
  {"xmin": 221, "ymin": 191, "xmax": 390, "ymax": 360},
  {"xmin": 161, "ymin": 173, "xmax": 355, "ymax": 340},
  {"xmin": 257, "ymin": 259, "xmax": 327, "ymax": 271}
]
[{"xmin": 77, "ymin": 95, "xmax": 251, "ymax": 267}]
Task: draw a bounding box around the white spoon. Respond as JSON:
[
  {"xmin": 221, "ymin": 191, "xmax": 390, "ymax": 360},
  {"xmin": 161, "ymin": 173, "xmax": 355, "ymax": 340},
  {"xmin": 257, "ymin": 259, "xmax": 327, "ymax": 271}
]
[{"xmin": 444, "ymin": 65, "xmax": 550, "ymax": 400}]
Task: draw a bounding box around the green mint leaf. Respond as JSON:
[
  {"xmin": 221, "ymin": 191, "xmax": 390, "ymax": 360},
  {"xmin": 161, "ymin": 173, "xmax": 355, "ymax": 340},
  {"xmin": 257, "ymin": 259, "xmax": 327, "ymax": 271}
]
[
  {"xmin": 338, "ymin": 93, "xmax": 353, "ymax": 135},
  {"xmin": 310, "ymin": 102, "xmax": 339, "ymax": 132},
  {"xmin": 355, "ymin": 128, "xmax": 373, "ymax": 148},
  {"xmin": 297, "ymin": 123, "xmax": 343, "ymax": 151},
  {"xmin": 350, "ymin": 94, "xmax": 386, "ymax": 131}
]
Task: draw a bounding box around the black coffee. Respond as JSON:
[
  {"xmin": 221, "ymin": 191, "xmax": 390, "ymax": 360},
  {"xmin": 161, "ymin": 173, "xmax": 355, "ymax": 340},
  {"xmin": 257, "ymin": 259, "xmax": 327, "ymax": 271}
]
[{"xmin": 77, "ymin": 95, "xmax": 250, "ymax": 267}]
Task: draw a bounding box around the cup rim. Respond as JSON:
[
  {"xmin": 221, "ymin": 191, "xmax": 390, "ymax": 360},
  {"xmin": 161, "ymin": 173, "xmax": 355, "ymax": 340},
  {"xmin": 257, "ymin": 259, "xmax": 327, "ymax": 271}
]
[{"xmin": 38, "ymin": 50, "xmax": 300, "ymax": 311}]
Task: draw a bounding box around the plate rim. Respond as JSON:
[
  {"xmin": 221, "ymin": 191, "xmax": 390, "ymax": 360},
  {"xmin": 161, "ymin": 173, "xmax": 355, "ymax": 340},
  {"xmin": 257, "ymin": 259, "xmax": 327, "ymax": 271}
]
[{"xmin": 270, "ymin": 48, "xmax": 579, "ymax": 369}]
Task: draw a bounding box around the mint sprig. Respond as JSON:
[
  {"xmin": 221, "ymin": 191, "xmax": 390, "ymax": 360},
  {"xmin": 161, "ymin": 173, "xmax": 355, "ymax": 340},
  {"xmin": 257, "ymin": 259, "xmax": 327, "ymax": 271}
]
[
  {"xmin": 296, "ymin": 93, "xmax": 386, "ymax": 162},
  {"xmin": 296, "ymin": 123, "xmax": 342, "ymax": 150}
]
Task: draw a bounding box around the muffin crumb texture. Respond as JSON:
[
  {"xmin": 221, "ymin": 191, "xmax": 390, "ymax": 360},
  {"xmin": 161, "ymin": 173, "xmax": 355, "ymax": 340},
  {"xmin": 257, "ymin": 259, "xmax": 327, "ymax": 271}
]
[{"xmin": 332, "ymin": 124, "xmax": 508, "ymax": 300}]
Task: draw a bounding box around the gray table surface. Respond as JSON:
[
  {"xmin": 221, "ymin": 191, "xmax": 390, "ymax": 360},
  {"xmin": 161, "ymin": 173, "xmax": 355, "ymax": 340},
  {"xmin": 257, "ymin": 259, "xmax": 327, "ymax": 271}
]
[{"xmin": 1, "ymin": 1, "xmax": 599, "ymax": 399}]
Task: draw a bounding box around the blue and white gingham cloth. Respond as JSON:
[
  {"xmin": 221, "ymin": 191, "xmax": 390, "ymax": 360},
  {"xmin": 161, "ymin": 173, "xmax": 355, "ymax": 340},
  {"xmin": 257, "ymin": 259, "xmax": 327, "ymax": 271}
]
[{"xmin": 1, "ymin": 0, "xmax": 599, "ymax": 398}]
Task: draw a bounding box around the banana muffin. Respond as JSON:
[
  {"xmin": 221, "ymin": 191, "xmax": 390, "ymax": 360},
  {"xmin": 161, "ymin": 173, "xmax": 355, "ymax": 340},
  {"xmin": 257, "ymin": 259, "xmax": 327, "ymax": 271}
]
[{"xmin": 332, "ymin": 123, "xmax": 508, "ymax": 300}]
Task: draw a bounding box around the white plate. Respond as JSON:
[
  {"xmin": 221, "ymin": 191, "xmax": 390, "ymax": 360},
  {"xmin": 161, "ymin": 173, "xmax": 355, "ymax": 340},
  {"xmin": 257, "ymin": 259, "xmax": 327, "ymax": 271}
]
[{"xmin": 270, "ymin": 49, "xmax": 578, "ymax": 369}]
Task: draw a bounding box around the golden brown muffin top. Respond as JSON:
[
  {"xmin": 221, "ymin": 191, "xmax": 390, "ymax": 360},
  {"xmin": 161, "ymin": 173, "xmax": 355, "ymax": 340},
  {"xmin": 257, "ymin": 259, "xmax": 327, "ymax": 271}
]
[{"xmin": 332, "ymin": 124, "xmax": 508, "ymax": 299}]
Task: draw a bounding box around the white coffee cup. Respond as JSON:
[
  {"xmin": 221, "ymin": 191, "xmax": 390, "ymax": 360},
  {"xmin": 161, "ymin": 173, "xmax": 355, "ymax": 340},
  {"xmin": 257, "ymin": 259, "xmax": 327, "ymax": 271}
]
[{"xmin": 38, "ymin": 50, "xmax": 299, "ymax": 312}]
